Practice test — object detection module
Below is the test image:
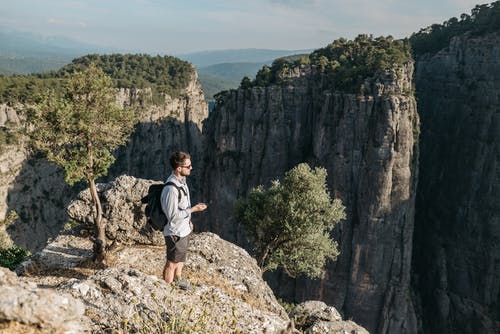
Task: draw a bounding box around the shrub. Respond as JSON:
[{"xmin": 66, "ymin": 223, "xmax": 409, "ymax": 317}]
[
  {"xmin": 0, "ymin": 246, "xmax": 30, "ymax": 270},
  {"xmin": 235, "ymin": 163, "xmax": 346, "ymax": 278}
]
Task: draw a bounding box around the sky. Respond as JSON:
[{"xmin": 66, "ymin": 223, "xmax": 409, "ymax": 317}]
[{"xmin": 1, "ymin": 0, "xmax": 488, "ymax": 54}]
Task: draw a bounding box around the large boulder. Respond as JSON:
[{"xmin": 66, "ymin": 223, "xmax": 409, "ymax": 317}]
[
  {"xmin": 67, "ymin": 175, "xmax": 165, "ymax": 246},
  {"xmin": 0, "ymin": 267, "xmax": 88, "ymax": 333},
  {"xmin": 290, "ymin": 301, "xmax": 369, "ymax": 334}
]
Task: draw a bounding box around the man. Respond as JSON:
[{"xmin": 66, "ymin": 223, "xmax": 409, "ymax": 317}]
[{"xmin": 161, "ymin": 151, "xmax": 207, "ymax": 289}]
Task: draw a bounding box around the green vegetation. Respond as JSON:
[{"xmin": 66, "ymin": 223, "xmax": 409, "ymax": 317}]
[
  {"xmin": 0, "ymin": 126, "xmax": 22, "ymax": 154},
  {"xmin": 0, "ymin": 54, "xmax": 194, "ymax": 105},
  {"xmin": 0, "ymin": 55, "xmax": 74, "ymax": 76},
  {"xmin": 410, "ymin": 2, "xmax": 500, "ymax": 57},
  {"xmin": 29, "ymin": 64, "xmax": 136, "ymax": 263},
  {"xmin": 198, "ymin": 73, "xmax": 239, "ymax": 101},
  {"xmin": 0, "ymin": 75, "xmax": 65, "ymax": 105},
  {"xmin": 198, "ymin": 62, "xmax": 267, "ymax": 82},
  {"xmin": 310, "ymin": 35, "xmax": 411, "ymax": 92},
  {"xmin": 235, "ymin": 163, "xmax": 346, "ymax": 279},
  {"xmin": 243, "ymin": 35, "xmax": 412, "ymax": 93},
  {"xmin": 0, "ymin": 211, "xmax": 30, "ymax": 271},
  {"xmin": 277, "ymin": 298, "xmax": 297, "ymax": 314},
  {"xmin": 251, "ymin": 55, "xmax": 309, "ymax": 88},
  {"xmin": 44, "ymin": 54, "xmax": 194, "ymax": 100},
  {"xmin": 0, "ymin": 246, "xmax": 30, "ymax": 270}
]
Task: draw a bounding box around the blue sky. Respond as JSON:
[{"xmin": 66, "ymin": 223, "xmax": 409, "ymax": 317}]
[{"xmin": 2, "ymin": 0, "xmax": 487, "ymax": 54}]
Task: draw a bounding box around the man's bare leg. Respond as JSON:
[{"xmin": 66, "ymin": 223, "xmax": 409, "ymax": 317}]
[
  {"xmin": 174, "ymin": 262, "xmax": 184, "ymax": 281},
  {"xmin": 163, "ymin": 260, "xmax": 177, "ymax": 283}
]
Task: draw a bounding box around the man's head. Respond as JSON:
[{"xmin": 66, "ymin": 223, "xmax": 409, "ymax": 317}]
[{"xmin": 170, "ymin": 151, "xmax": 192, "ymax": 177}]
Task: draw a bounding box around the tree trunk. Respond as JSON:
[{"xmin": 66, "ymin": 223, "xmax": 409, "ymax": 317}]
[
  {"xmin": 87, "ymin": 140, "xmax": 106, "ymax": 264},
  {"xmin": 89, "ymin": 178, "xmax": 106, "ymax": 264}
]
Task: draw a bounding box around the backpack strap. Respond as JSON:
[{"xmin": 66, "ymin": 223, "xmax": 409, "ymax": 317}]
[{"xmin": 165, "ymin": 181, "xmax": 187, "ymax": 203}]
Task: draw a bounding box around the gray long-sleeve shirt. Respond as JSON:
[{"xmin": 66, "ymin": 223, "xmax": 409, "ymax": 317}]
[{"xmin": 160, "ymin": 173, "xmax": 191, "ymax": 237}]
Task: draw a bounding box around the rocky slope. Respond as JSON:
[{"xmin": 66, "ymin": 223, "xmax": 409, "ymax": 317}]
[
  {"xmin": 413, "ymin": 32, "xmax": 500, "ymax": 333},
  {"xmin": 0, "ymin": 175, "xmax": 368, "ymax": 334},
  {"xmin": 0, "ymin": 68, "xmax": 208, "ymax": 252},
  {"xmin": 201, "ymin": 63, "xmax": 419, "ymax": 333}
]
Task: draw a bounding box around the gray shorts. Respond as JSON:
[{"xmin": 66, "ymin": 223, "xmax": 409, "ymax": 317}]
[{"xmin": 165, "ymin": 234, "xmax": 190, "ymax": 262}]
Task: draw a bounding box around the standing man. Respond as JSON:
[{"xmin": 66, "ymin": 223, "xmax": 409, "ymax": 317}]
[{"xmin": 161, "ymin": 151, "xmax": 207, "ymax": 289}]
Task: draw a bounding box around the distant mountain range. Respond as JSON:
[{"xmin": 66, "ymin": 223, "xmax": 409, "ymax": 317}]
[
  {"xmin": 177, "ymin": 48, "xmax": 312, "ymax": 68},
  {"xmin": 0, "ymin": 28, "xmax": 313, "ymax": 100},
  {"xmin": 180, "ymin": 51, "xmax": 312, "ymax": 100},
  {"xmin": 0, "ymin": 27, "xmax": 124, "ymax": 75},
  {"xmin": 196, "ymin": 62, "xmax": 273, "ymax": 100}
]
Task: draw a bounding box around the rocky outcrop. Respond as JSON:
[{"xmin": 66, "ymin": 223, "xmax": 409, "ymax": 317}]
[
  {"xmin": 7, "ymin": 175, "xmax": 366, "ymax": 333},
  {"xmin": 67, "ymin": 175, "xmax": 165, "ymax": 246},
  {"xmin": 64, "ymin": 175, "xmax": 289, "ymax": 320},
  {"xmin": 413, "ymin": 32, "xmax": 500, "ymax": 333},
  {"xmin": 290, "ymin": 301, "xmax": 369, "ymax": 334},
  {"xmin": 201, "ymin": 64, "xmax": 419, "ymax": 333},
  {"xmin": 1, "ymin": 68, "xmax": 208, "ymax": 252},
  {"xmin": 0, "ymin": 267, "xmax": 87, "ymax": 333},
  {"xmin": 6, "ymin": 231, "xmax": 289, "ymax": 334}
]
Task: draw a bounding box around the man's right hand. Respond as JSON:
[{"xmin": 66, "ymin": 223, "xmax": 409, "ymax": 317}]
[{"xmin": 191, "ymin": 203, "xmax": 208, "ymax": 213}]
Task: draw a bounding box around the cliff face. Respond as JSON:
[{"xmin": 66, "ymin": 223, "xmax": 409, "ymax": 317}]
[
  {"xmin": 0, "ymin": 69, "xmax": 208, "ymax": 251},
  {"xmin": 0, "ymin": 104, "xmax": 74, "ymax": 252},
  {"xmin": 413, "ymin": 32, "xmax": 500, "ymax": 333},
  {"xmin": 201, "ymin": 64, "xmax": 419, "ymax": 333},
  {"xmin": 107, "ymin": 70, "xmax": 208, "ymax": 196}
]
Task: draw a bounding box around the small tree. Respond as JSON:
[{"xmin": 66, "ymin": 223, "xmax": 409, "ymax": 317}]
[
  {"xmin": 30, "ymin": 63, "xmax": 136, "ymax": 263},
  {"xmin": 235, "ymin": 163, "xmax": 346, "ymax": 278}
]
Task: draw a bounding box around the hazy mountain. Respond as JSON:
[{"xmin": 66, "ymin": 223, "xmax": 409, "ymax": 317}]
[
  {"xmin": 178, "ymin": 48, "xmax": 313, "ymax": 67},
  {"xmin": 198, "ymin": 62, "xmax": 270, "ymax": 81},
  {"xmin": 0, "ymin": 28, "xmax": 125, "ymax": 75},
  {"xmin": 196, "ymin": 54, "xmax": 310, "ymax": 101},
  {"xmin": 197, "ymin": 62, "xmax": 269, "ymax": 100},
  {"xmin": 0, "ymin": 28, "xmax": 310, "ymax": 100},
  {"xmin": 198, "ymin": 73, "xmax": 240, "ymax": 102}
]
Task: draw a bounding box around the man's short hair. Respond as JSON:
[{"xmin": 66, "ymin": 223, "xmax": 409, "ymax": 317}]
[{"xmin": 170, "ymin": 151, "xmax": 191, "ymax": 169}]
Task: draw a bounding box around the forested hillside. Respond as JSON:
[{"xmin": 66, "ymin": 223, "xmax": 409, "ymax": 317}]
[
  {"xmin": 410, "ymin": 2, "xmax": 500, "ymax": 57},
  {"xmin": 233, "ymin": 34, "xmax": 412, "ymax": 94},
  {"xmin": 0, "ymin": 54, "xmax": 194, "ymax": 105}
]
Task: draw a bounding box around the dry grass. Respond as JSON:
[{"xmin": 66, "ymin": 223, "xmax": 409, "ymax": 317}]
[
  {"xmin": 0, "ymin": 321, "xmax": 57, "ymax": 334},
  {"xmin": 183, "ymin": 268, "xmax": 272, "ymax": 314}
]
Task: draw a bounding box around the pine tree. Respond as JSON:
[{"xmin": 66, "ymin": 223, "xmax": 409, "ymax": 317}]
[{"xmin": 30, "ymin": 63, "xmax": 136, "ymax": 263}]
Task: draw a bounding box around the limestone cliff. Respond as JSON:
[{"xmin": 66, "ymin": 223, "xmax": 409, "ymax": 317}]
[
  {"xmin": 413, "ymin": 32, "xmax": 500, "ymax": 333},
  {"xmin": 0, "ymin": 104, "xmax": 74, "ymax": 252},
  {"xmin": 109, "ymin": 69, "xmax": 207, "ymax": 185},
  {"xmin": 0, "ymin": 68, "xmax": 208, "ymax": 252},
  {"xmin": 201, "ymin": 63, "xmax": 419, "ymax": 333}
]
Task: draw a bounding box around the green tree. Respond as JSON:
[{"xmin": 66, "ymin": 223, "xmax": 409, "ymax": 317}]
[
  {"xmin": 235, "ymin": 163, "xmax": 346, "ymax": 278},
  {"xmin": 29, "ymin": 63, "xmax": 136, "ymax": 263},
  {"xmin": 240, "ymin": 76, "xmax": 252, "ymax": 89}
]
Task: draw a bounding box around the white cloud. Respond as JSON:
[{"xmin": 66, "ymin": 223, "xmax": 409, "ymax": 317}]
[{"xmin": 48, "ymin": 18, "xmax": 65, "ymax": 25}]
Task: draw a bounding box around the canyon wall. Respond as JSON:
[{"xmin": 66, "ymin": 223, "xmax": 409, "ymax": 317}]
[
  {"xmin": 0, "ymin": 69, "xmax": 207, "ymax": 251},
  {"xmin": 413, "ymin": 32, "xmax": 500, "ymax": 334},
  {"xmin": 201, "ymin": 64, "xmax": 419, "ymax": 333}
]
